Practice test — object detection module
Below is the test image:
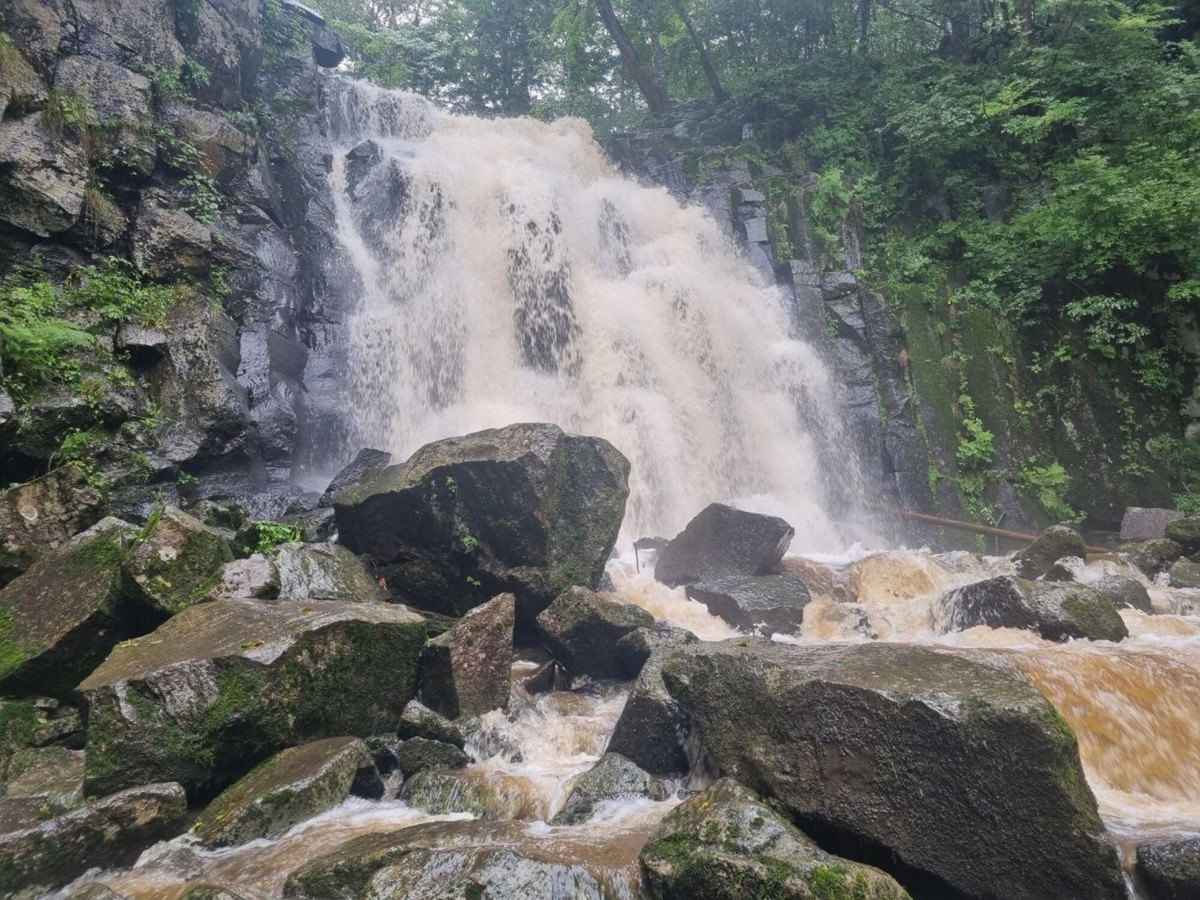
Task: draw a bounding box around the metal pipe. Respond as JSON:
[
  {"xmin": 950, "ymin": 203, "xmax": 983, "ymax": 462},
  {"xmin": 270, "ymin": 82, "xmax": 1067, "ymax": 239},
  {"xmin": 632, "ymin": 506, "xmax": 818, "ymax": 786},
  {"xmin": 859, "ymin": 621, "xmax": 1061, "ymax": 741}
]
[{"xmin": 888, "ymin": 508, "xmax": 1113, "ymax": 555}]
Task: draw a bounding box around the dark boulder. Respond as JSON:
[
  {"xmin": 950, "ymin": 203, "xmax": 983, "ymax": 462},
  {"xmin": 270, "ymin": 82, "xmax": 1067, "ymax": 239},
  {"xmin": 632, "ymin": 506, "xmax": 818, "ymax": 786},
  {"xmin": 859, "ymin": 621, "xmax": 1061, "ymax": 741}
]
[
  {"xmin": 1136, "ymin": 837, "xmax": 1200, "ymax": 900},
  {"xmin": 0, "ymin": 783, "xmax": 187, "ymax": 899},
  {"xmin": 333, "ymin": 423, "xmax": 629, "ymax": 628},
  {"xmin": 640, "ymin": 778, "xmax": 907, "ymax": 899},
  {"xmin": 685, "ymin": 573, "xmax": 811, "ymax": 634},
  {"xmin": 1013, "ymin": 525, "xmax": 1088, "ymax": 579},
  {"xmin": 661, "ymin": 640, "xmax": 1125, "ymax": 900},
  {"xmin": 1092, "ymin": 575, "xmax": 1152, "ymax": 613},
  {"xmin": 78, "ymin": 600, "xmax": 427, "ymax": 798},
  {"xmin": 193, "ymin": 737, "xmax": 381, "ymax": 848},
  {"xmin": 654, "ymin": 503, "xmax": 794, "ymax": 588},
  {"xmin": 311, "ymin": 26, "xmax": 347, "ymax": 68},
  {"xmin": 419, "ymin": 593, "xmax": 514, "ymax": 719},
  {"xmin": 1164, "ymin": 517, "xmax": 1200, "ymax": 555},
  {"xmin": 320, "ymin": 448, "xmax": 391, "ymax": 507},
  {"xmin": 535, "ymin": 587, "xmax": 653, "ymax": 679},
  {"xmin": 395, "ymin": 737, "xmax": 469, "ymax": 777},
  {"xmin": 606, "ymin": 625, "xmax": 698, "ymax": 776},
  {"xmin": 933, "ymin": 576, "xmax": 1127, "ymax": 642},
  {"xmin": 932, "ymin": 576, "xmax": 1038, "ymax": 633},
  {"xmin": 551, "ymin": 752, "xmax": 668, "ymax": 825},
  {"xmin": 396, "ymin": 700, "xmax": 466, "ymax": 749}
]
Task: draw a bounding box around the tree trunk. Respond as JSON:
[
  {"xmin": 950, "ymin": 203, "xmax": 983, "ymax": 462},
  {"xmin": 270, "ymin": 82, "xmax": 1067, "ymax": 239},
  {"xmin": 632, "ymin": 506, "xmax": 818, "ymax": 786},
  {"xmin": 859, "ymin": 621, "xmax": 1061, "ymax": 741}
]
[
  {"xmin": 669, "ymin": 0, "xmax": 728, "ymax": 102},
  {"xmin": 594, "ymin": 0, "xmax": 671, "ymax": 113}
]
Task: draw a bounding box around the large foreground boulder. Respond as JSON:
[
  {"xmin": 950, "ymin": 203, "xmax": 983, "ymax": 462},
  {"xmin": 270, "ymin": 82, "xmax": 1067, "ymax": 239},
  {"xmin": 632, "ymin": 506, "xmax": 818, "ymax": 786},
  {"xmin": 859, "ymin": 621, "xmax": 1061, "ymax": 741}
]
[
  {"xmin": 685, "ymin": 573, "xmax": 811, "ymax": 634},
  {"xmin": 333, "ymin": 423, "xmax": 629, "ymax": 626},
  {"xmin": 193, "ymin": 737, "xmax": 381, "ymax": 848},
  {"xmin": 932, "ymin": 576, "xmax": 1127, "ymax": 642},
  {"xmin": 661, "ymin": 640, "xmax": 1125, "ymax": 900},
  {"xmin": 0, "ymin": 518, "xmax": 139, "ymax": 700},
  {"xmin": 0, "ymin": 782, "xmax": 186, "ymax": 899},
  {"xmin": 0, "ymin": 466, "xmax": 105, "ymax": 585},
  {"xmin": 535, "ymin": 587, "xmax": 653, "ymax": 679},
  {"xmin": 640, "ymin": 779, "xmax": 907, "ymax": 900},
  {"xmin": 283, "ymin": 819, "xmax": 641, "ymax": 898},
  {"xmin": 419, "ymin": 593, "xmax": 514, "ymax": 719},
  {"xmin": 654, "ymin": 503, "xmax": 794, "ymax": 588},
  {"xmin": 79, "ymin": 600, "xmax": 427, "ymax": 797},
  {"xmin": 1136, "ymin": 837, "xmax": 1200, "ymax": 899}
]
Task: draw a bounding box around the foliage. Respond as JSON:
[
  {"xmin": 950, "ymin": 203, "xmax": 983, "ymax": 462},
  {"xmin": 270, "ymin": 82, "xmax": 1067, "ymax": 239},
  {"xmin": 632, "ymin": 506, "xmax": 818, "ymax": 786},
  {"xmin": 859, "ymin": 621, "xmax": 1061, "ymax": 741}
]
[
  {"xmin": 1017, "ymin": 461, "xmax": 1083, "ymax": 525},
  {"xmin": 1147, "ymin": 437, "xmax": 1200, "ymax": 514},
  {"xmin": 68, "ymin": 258, "xmax": 181, "ymax": 327},
  {"xmin": 239, "ymin": 521, "xmax": 303, "ymax": 556}
]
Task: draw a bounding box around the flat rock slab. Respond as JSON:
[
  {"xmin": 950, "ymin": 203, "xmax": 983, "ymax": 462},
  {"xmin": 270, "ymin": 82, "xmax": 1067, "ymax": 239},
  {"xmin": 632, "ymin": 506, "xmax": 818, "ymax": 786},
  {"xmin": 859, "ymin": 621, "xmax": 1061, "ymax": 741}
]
[
  {"xmin": 334, "ymin": 423, "xmax": 629, "ymax": 627},
  {"xmin": 662, "ymin": 640, "xmax": 1125, "ymax": 900},
  {"xmin": 0, "ymin": 782, "xmax": 186, "ymax": 899},
  {"xmin": 194, "ymin": 737, "xmax": 380, "ymax": 848},
  {"xmin": 1120, "ymin": 507, "xmax": 1185, "ymax": 541},
  {"xmin": 685, "ymin": 572, "xmax": 811, "ymax": 634},
  {"xmin": 654, "ymin": 503, "xmax": 794, "ymax": 588},
  {"xmin": 640, "ymin": 778, "xmax": 907, "ymax": 899},
  {"xmin": 78, "ymin": 599, "xmax": 427, "ymax": 797},
  {"xmin": 419, "ymin": 593, "xmax": 514, "ymax": 719}
]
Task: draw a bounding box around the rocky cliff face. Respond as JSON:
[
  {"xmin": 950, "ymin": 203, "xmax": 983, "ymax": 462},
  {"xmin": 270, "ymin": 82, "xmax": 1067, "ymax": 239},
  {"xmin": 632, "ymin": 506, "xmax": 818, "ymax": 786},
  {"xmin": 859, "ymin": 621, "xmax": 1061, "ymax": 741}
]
[{"xmin": 0, "ymin": 0, "xmax": 350, "ymax": 517}]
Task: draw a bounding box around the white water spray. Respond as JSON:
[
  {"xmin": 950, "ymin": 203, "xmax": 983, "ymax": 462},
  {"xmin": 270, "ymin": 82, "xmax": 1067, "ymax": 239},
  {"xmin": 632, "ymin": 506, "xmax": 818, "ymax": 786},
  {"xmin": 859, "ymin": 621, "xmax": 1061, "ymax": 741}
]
[{"xmin": 325, "ymin": 80, "xmax": 863, "ymax": 548}]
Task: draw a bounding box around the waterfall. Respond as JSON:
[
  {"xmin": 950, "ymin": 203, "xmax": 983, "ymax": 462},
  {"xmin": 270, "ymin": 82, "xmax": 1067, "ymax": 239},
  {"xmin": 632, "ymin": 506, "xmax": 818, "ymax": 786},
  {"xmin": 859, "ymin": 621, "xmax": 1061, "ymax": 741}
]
[{"xmin": 323, "ymin": 79, "xmax": 866, "ymax": 550}]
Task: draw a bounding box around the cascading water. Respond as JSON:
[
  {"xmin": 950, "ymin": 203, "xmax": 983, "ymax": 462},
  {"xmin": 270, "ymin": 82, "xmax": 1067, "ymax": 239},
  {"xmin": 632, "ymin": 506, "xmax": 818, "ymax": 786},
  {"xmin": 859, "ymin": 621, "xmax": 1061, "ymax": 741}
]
[{"xmin": 324, "ymin": 79, "xmax": 866, "ymax": 548}]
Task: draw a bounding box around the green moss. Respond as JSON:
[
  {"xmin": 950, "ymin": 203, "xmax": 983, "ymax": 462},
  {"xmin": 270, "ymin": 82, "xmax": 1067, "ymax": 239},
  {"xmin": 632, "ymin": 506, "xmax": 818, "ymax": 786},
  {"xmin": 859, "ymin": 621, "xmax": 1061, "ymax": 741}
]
[
  {"xmin": 0, "ymin": 604, "xmax": 31, "ymax": 681},
  {"xmin": 73, "ymin": 530, "xmax": 127, "ymax": 571},
  {"xmin": 204, "ymin": 668, "xmax": 252, "ymax": 733}
]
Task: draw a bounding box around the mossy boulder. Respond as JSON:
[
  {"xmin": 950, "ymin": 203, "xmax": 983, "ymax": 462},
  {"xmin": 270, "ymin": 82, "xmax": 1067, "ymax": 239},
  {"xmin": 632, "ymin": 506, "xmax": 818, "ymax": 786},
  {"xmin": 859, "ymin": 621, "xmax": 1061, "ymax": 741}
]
[
  {"xmin": 1164, "ymin": 516, "xmax": 1200, "ymax": 555},
  {"xmin": 398, "ymin": 770, "xmax": 498, "ymax": 818},
  {"xmin": 395, "ymin": 737, "xmax": 469, "ymax": 777},
  {"xmin": 1120, "ymin": 539, "xmax": 1182, "ymax": 577},
  {"xmin": 535, "ymin": 586, "xmax": 653, "ymax": 679},
  {"xmin": 333, "ymin": 423, "xmax": 629, "ymax": 628},
  {"xmin": 283, "ymin": 819, "xmax": 642, "ymax": 898},
  {"xmin": 654, "ymin": 503, "xmax": 794, "ymax": 588},
  {"xmin": 1, "ymin": 746, "xmax": 84, "ymax": 810},
  {"xmin": 551, "ymin": 752, "xmax": 668, "ymax": 825},
  {"xmin": 396, "ymin": 700, "xmax": 466, "ymax": 748},
  {"xmin": 78, "ymin": 599, "xmax": 427, "ymax": 798},
  {"xmin": 933, "ymin": 576, "xmax": 1127, "ymax": 642},
  {"xmin": 640, "ymin": 778, "xmax": 908, "ymax": 900},
  {"xmin": 124, "ymin": 506, "xmax": 234, "ymax": 616},
  {"xmin": 1013, "ymin": 525, "xmax": 1088, "ymax": 579},
  {"xmin": 661, "ymin": 640, "xmax": 1125, "ymax": 900},
  {"xmin": 0, "ymin": 466, "xmax": 105, "ymax": 586},
  {"xmin": 606, "ymin": 624, "xmax": 698, "ymax": 776},
  {"xmin": 1169, "ymin": 558, "xmax": 1200, "ymax": 588},
  {"xmin": 193, "ymin": 737, "xmax": 381, "ymax": 848},
  {"xmin": 419, "ymin": 593, "xmax": 514, "ymax": 719},
  {"xmin": 1091, "ymin": 575, "xmax": 1152, "ymax": 613},
  {"xmin": 274, "ymin": 542, "xmax": 388, "ymax": 602},
  {"xmin": 1136, "ymin": 837, "xmax": 1200, "ymax": 899},
  {"xmin": 0, "ymin": 782, "xmax": 186, "ymax": 899},
  {"xmin": 0, "ymin": 518, "xmax": 140, "ymax": 700},
  {"xmin": 685, "ymin": 572, "xmax": 811, "ymax": 635}
]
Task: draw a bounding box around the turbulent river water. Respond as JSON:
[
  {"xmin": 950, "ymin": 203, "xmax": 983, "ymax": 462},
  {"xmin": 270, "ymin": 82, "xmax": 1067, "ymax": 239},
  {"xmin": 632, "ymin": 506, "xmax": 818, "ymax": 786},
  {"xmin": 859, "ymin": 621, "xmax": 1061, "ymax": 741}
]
[{"xmin": 60, "ymin": 81, "xmax": 1200, "ymax": 898}]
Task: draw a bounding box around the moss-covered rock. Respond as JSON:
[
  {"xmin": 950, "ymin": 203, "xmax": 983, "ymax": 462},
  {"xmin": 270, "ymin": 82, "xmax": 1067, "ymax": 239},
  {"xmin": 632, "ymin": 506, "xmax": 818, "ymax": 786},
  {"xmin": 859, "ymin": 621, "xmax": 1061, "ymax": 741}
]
[
  {"xmin": 535, "ymin": 586, "xmax": 653, "ymax": 679},
  {"xmin": 1, "ymin": 746, "xmax": 84, "ymax": 810},
  {"xmin": 333, "ymin": 423, "xmax": 629, "ymax": 628},
  {"xmin": 0, "ymin": 782, "xmax": 186, "ymax": 899},
  {"xmin": 1091, "ymin": 575, "xmax": 1152, "ymax": 613},
  {"xmin": 1119, "ymin": 539, "xmax": 1182, "ymax": 577},
  {"xmin": 640, "ymin": 778, "xmax": 907, "ymax": 899},
  {"xmin": 654, "ymin": 503, "xmax": 794, "ymax": 588},
  {"xmin": 933, "ymin": 575, "xmax": 1128, "ymax": 642},
  {"xmin": 124, "ymin": 506, "xmax": 234, "ymax": 616},
  {"xmin": 606, "ymin": 624, "xmax": 698, "ymax": 776},
  {"xmin": 551, "ymin": 752, "xmax": 667, "ymax": 825},
  {"xmin": 78, "ymin": 599, "xmax": 427, "ymax": 798},
  {"xmin": 1164, "ymin": 516, "xmax": 1200, "ymax": 555},
  {"xmin": 192, "ymin": 737, "xmax": 381, "ymax": 848},
  {"xmin": 661, "ymin": 640, "xmax": 1125, "ymax": 900},
  {"xmin": 274, "ymin": 542, "xmax": 388, "ymax": 602},
  {"xmin": 398, "ymin": 769, "xmax": 498, "ymax": 818},
  {"xmin": 0, "ymin": 518, "xmax": 139, "ymax": 700},
  {"xmin": 395, "ymin": 737, "xmax": 469, "ymax": 777},
  {"xmin": 419, "ymin": 593, "xmax": 514, "ymax": 719},
  {"xmin": 1029, "ymin": 582, "xmax": 1128, "ymax": 642},
  {"xmin": 1169, "ymin": 558, "xmax": 1200, "ymax": 588},
  {"xmin": 1013, "ymin": 525, "xmax": 1088, "ymax": 579},
  {"xmin": 396, "ymin": 699, "xmax": 466, "ymax": 748},
  {"xmin": 0, "ymin": 467, "xmax": 105, "ymax": 586}
]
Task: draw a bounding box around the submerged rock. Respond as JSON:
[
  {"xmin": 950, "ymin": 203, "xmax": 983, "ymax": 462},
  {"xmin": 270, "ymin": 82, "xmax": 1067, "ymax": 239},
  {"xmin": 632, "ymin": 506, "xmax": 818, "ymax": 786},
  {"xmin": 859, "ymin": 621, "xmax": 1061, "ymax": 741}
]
[
  {"xmin": 654, "ymin": 503, "xmax": 794, "ymax": 588},
  {"xmin": 685, "ymin": 572, "xmax": 811, "ymax": 634},
  {"xmin": 193, "ymin": 737, "xmax": 381, "ymax": 848},
  {"xmin": 551, "ymin": 752, "xmax": 668, "ymax": 825},
  {"xmin": 0, "ymin": 782, "xmax": 186, "ymax": 899},
  {"xmin": 333, "ymin": 423, "xmax": 629, "ymax": 626},
  {"xmin": 1013, "ymin": 525, "xmax": 1088, "ymax": 579},
  {"xmin": 662, "ymin": 640, "xmax": 1125, "ymax": 900},
  {"xmin": 0, "ymin": 518, "xmax": 139, "ymax": 700},
  {"xmin": 124, "ymin": 506, "xmax": 233, "ymax": 616},
  {"xmin": 535, "ymin": 586, "xmax": 653, "ymax": 679},
  {"xmin": 78, "ymin": 600, "xmax": 427, "ymax": 797},
  {"xmin": 419, "ymin": 593, "xmax": 514, "ymax": 719},
  {"xmin": 640, "ymin": 778, "xmax": 907, "ymax": 899},
  {"xmin": 933, "ymin": 575, "xmax": 1128, "ymax": 642},
  {"xmin": 606, "ymin": 625, "xmax": 698, "ymax": 776},
  {"xmin": 847, "ymin": 553, "xmax": 939, "ymax": 605},
  {"xmin": 283, "ymin": 819, "xmax": 640, "ymax": 898},
  {"xmin": 1136, "ymin": 837, "xmax": 1200, "ymax": 900}
]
